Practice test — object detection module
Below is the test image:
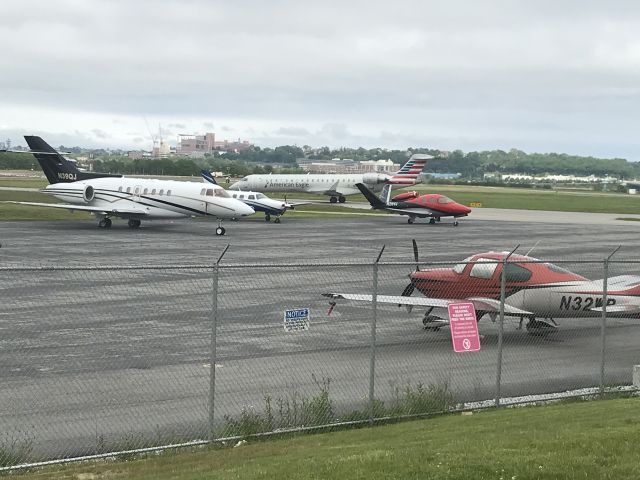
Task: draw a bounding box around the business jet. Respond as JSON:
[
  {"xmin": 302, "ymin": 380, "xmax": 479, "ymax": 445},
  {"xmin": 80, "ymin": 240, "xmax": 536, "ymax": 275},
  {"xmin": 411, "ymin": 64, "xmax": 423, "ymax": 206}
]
[
  {"xmin": 356, "ymin": 183, "xmax": 471, "ymax": 226},
  {"xmin": 325, "ymin": 241, "xmax": 640, "ymax": 335},
  {"xmin": 3, "ymin": 136, "xmax": 254, "ymax": 234},
  {"xmin": 201, "ymin": 170, "xmax": 295, "ymax": 223},
  {"xmin": 229, "ymin": 154, "xmax": 430, "ymax": 203}
]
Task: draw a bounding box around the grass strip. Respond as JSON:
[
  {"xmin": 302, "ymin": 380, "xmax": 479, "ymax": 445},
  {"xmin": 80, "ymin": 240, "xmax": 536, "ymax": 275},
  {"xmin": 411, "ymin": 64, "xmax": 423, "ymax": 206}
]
[{"xmin": 8, "ymin": 397, "xmax": 640, "ymax": 480}]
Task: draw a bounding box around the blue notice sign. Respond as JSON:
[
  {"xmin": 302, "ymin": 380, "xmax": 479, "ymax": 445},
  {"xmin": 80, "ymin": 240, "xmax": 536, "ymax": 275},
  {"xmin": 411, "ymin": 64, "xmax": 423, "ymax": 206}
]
[{"xmin": 284, "ymin": 308, "xmax": 310, "ymax": 332}]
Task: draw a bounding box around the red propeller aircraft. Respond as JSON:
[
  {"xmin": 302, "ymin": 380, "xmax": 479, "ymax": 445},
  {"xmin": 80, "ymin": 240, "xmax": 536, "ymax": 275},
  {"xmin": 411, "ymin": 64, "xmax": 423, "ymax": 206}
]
[
  {"xmin": 356, "ymin": 183, "xmax": 471, "ymax": 225},
  {"xmin": 325, "ymin": 241, "xmax": 640, "ymax": 334}
]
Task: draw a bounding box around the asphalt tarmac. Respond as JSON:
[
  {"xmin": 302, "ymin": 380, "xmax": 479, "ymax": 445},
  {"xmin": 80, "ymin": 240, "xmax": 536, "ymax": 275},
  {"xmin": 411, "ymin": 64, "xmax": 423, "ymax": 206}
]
[{"xmin": 1, "ymin": 212, "xmax": 639, "ymax": 460}]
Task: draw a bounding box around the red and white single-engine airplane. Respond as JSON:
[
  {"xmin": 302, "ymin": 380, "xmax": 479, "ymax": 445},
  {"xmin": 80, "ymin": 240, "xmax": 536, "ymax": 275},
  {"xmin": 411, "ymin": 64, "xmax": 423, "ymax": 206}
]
[
  {"xmin": 356, "ymin": 183, "xmax": 471, "ymax": 225},
  {"xmin": 325, "ymin": 241, "xmax": 640, "ymax": 334}
]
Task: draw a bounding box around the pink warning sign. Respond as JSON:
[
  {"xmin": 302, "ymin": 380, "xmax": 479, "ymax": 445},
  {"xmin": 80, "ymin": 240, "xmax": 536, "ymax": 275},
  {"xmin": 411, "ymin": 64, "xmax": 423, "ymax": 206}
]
[{"xmin": 447, "ymin": 302, "xmax": 481, "ymax": 353}]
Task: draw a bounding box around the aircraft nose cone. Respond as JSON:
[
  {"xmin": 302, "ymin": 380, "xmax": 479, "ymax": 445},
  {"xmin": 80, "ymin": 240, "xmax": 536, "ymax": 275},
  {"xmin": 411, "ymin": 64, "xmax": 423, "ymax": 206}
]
[{"xmin": 239, "ymin": 203, "xmax": 255, "ymax": 216}]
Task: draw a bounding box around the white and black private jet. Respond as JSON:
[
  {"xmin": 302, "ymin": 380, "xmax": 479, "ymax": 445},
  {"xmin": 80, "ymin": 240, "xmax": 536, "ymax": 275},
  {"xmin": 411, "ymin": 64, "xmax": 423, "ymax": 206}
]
[{"xmin": 3, "ymin": 136, "xmax": 254, "ymax": 234}]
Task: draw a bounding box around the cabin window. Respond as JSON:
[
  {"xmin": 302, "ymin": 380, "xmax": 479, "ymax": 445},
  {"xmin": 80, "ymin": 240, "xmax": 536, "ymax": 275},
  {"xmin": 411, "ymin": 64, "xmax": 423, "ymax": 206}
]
[
  {"xmin": 504, "ymin": 263, "xmax": 533, "ymax": 282},
  {"xmin": 201, "ymin": 188, "xmax": 206, "ymax": 195},
  {"xmin": 470, "ymin": 259, "xmax": 498, "ymax": 279},
  {"xmin": 248, "ymin": 194, "xmax": 255, "ymax": 200},
  {"xmin": 118, "ymin": 186, "xmax": 123, "ymax": 192},
  {"xmin": 143, "ymin": 188, "xmax": 148, "ymax": 195},
  {"xmin": 239, "ymin": 194, "xmax": 245, "ymax": 199},
  {"xmin": 151, "ymin": 189, "xmax": 156, "ymax": 195},
  {"xmin": 428, "ymin": 197, "xmax": 437, "ymax": 204},
  {"xmin": 167, "ymin": 190, "xmax": 172, "ymax": 196},
  {"xmin": 126, "ymin": 187, "xmax": 131, "ymax": 194},
  {"xmin": 159, "ymin": 189, "xmax": 164, "ymax": 196},
  {"xmin": 206, "ymin": 189, "xmax": 214, "ymax": 196},
  {"xmin": 232, "ymin": 193, "xmax": 237, "ymax": 198}
]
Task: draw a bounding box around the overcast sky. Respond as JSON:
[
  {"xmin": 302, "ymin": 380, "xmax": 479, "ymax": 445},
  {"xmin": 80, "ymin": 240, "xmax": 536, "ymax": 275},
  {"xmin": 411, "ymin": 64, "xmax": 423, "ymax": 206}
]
[{"xmin": 3, "ymin": 0, "xmax": 640, "ymax": 158}]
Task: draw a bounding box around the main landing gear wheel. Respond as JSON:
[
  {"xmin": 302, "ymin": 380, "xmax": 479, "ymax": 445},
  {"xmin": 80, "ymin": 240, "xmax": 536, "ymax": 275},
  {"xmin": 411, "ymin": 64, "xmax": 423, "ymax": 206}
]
[
  {"xmin": 407, "ymin": 217, "xmax": 415, "ymax": 224},
  {"xmin": 453, "ymin": 220, "xmax": 459, "ymax": 226},
  {"xmin": 274, "ymin": 217, "xmax": 281, "ymax": 223},
  {"xmin": 429, "ymin": 218, "xmax": 436, "ymax": 225},
  {"xmin": 98, "ymin": 218, "xmax": 112, "ymax": 229},
  {"xmin": 338, "ymin": 196, "xmax": 346, "ymax": 203},
  {"xmin": 330, "ymin": 196, "xmax": 338, "ymax": 203},
  {"xmin": 265, "ymin": 214, "xmax": 271, "ymax": 222},
  {"xmin": 128, "ymin": 219, "xmax": 141, "ymax": 229},
  {"xmin": 215, "ymin": 226, "xmax": 226, "ymax": 236}
]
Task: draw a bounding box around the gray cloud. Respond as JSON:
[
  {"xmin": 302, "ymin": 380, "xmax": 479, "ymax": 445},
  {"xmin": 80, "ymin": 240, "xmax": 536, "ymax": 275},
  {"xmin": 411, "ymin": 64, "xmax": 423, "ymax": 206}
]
[{"xmin": 3, "ymin": 0, "xmax": 640, "ymax": 157}]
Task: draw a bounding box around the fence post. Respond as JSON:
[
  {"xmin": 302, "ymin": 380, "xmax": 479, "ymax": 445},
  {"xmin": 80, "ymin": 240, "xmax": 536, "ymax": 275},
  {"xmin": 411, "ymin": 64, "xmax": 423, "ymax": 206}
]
[
  {"xmin": 495, "ymin": 245, "xmax": 519, "ymax": 407},
  {"xmin": 209, "ymin": 244, "xmax": 230, "ymax": 441},
  {"xmin": 600, "ymin": 246, "xmax": 620, "ymax": 397},
  {"xmin": 368, "ymin": 245, "xmax": 385, "ymax": 424}
]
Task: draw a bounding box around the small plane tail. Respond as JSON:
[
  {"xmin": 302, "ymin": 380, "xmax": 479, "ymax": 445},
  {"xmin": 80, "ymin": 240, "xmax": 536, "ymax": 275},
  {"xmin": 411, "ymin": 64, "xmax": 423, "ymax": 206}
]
[
  {"xmin": 388, "ymin": 154, "xmax": 431, "ymax": 185},
  {"xmin": 201, "ymin": 170, "xmax": 218, "ymax": 185},
  {"xmin": 24, "ymin": 136, "xmax": 121, "ymax": 184},
  {"xmin": 356, "ymin": 182, "xmax": 387, "ymax": 209}
]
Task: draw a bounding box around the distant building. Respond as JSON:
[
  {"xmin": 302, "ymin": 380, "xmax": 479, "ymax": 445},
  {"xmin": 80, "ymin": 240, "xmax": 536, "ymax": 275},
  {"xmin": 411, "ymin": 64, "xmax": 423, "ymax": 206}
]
[
  {"xmin": 178, "ymin": 133, "xmax": 253, "ymax": 156},
  {"xmin": 213, "ymin": 138, "xmax": 253, "ymax": 153},
  {"xmin": 302, "ymin": 158, "xmax": 399, "ymax": 174},
  {"xmin": 179, "ymin": 133, "xmax": 216, "ymax": 156}
]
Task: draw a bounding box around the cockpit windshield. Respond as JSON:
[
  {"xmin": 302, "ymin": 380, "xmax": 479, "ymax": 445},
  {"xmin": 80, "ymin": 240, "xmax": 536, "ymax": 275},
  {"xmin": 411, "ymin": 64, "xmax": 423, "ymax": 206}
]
[
  {"xmin": 256, "ymin": 193, "xmax": 265, "ymax": 199},
  {"xmin": 214, "ymin": 188, "xmax": 230, "ymax": 198},
  {"xmin": 544, "ymin": 262, "xmax": 573, "ymax": 275},
  {"xmin": 453, "ymin": 256, "xmax": 474, "ymax": 274},
  {"xmin": 437, "ymin": 196, "xmax": 453, "ymax": 204}
]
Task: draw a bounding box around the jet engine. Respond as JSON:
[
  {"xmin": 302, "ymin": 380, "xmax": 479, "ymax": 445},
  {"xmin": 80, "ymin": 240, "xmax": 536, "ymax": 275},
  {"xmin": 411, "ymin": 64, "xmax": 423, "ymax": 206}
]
[
  {"xmin": 392, "ymin": 191, "xmax": 419, "ymax": 201},
  {"xmin": 362, "ymin": 173, "xmax": 391, "ymax": 184},
  {"xmin": 83, "ymin": 184, "xmax": 95, "ymax": 202}
]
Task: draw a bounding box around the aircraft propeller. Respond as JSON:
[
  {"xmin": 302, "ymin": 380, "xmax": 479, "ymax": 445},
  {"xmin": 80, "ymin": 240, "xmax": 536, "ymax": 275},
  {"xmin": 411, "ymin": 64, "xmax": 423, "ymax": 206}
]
[{"xmin": 400, "ymin": 239, "xmax": 420, "ymax": 299}]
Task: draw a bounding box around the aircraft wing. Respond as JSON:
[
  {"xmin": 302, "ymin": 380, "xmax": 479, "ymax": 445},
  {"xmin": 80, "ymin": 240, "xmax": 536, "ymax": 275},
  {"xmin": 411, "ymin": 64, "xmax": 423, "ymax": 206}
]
[
  {"xmin": 385, "ymin": 207, "xmax": 438, "ymax": 218},
  {"xmin": 307, "ymin": 180, "xmax": 341, "ymax": 195},
  {"xmin": 3, "ymin": 201, "xmax": 148, "ymax": 217},
  {"xmin": 323, "ymin": 293, "xmax": 451, "ymax": 308},
  {"xmin": 323, "ymin": 293, "xmax": 534, "ymax": 316},
  {"xmin": 589, "ymin": 304, "xmax": 640, "ymax": 314}
]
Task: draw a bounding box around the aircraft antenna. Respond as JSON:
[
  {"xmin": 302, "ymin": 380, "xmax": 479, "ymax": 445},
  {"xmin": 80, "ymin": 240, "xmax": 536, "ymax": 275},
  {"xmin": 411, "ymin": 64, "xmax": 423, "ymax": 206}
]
[{"xmin": 525, "ymin": 240, "xmax": 541, "ymax": 257}]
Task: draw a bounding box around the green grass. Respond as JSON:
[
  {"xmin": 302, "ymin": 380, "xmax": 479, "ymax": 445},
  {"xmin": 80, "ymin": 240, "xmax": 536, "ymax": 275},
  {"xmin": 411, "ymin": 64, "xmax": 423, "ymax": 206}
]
[
  {"xmin": 0, "ymin": 177, "xmax": 47, "ymax": 189},
  {"xmin": 7, "ymin": 398, "xmax": 640, "ymax": 480},
  {"xmin": 0, "ymin": 191, "xmax": 92, "ymax": 221},
  {"xmin": 2, "ymin": 172, "xmax": 640, "ymax": 221}
]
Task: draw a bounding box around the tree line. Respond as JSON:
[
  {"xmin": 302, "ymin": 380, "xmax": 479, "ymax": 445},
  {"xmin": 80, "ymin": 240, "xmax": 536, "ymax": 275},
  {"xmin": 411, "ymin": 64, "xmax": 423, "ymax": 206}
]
[{"xmin": 0, "ymin": 145, "xmax": 638, "ymax": 179}]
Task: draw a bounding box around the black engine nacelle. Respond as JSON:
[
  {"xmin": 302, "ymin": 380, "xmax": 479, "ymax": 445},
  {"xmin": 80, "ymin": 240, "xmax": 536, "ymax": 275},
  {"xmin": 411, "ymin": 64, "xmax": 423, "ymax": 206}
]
[{"xmin": 362, "ymin": 172, "xmax": 391, "ymax": 184}]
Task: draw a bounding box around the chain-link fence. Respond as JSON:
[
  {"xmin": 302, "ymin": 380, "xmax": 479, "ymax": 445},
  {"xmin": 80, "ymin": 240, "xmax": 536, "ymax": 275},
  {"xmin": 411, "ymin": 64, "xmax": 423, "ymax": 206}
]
[{"xmin": 2, "ymin": 255, "xmax": 640, "ymax": 469}]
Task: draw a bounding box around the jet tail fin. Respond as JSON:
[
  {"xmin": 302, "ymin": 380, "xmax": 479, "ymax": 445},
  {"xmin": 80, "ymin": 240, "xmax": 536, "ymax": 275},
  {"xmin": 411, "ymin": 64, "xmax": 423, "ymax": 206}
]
[
  {"xmin": 389, "ymin": 153, "xmax": 431, "ymax": 185},
  {"xmin": 24, "ymin": 136, "xmax": 121, "ymax": 184},
  {"xmin": 356, "ymin": 183, "xmax": 387, "ymax": 209},
  {"xmin": 201, "ymin": 170, "xmax": 219, "ymax": 185}
]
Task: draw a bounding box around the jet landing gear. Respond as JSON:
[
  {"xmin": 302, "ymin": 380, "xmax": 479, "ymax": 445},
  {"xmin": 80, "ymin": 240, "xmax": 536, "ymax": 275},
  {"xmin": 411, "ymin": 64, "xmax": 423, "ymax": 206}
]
[
  {"xmin": 215, "ymin": 220, "xmax": 226, "ymax": 236},
  {"xmin": 98, "ymin": 218, "xmax": 112, "ymax": 229},
  {"xmin": 329, "ymin": 196, "xmax": 346, "ymax": 204},
  {"xmin": 264, "ymin": 214, "xmax": 282, "ymax": 223},
  {"xmin": 128, "ymin": 219, "xmax": 141, "ymax": 229}
]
